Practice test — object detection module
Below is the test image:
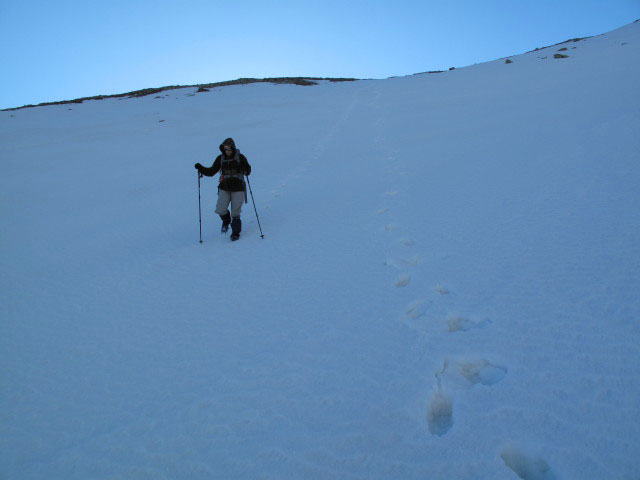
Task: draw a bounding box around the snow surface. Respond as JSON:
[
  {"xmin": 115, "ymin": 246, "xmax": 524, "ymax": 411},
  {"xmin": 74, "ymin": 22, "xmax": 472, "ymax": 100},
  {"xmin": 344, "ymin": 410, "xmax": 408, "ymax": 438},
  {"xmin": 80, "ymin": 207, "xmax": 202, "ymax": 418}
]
[{"xmin": 2, "ymin": 21, "xmax": 640, "ymax": 480}]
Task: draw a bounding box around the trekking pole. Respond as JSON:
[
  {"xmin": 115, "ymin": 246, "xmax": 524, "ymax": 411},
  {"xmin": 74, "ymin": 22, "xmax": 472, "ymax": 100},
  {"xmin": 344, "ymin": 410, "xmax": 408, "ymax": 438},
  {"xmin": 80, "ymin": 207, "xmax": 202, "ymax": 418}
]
[
  {"xmin": 197, "ymin": 171, "xmax": 203, "ymax": 243},
  {"xmin": 245, "ymin": 175, "xmax": 264, "ymax": 239}
]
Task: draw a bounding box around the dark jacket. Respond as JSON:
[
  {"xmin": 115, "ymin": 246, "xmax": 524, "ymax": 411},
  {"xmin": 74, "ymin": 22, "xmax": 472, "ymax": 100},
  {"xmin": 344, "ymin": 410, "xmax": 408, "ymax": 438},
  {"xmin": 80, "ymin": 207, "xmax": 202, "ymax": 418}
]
[{"xmin": 198, "ymin": 138, "xmax": 252, "ymax": 192}]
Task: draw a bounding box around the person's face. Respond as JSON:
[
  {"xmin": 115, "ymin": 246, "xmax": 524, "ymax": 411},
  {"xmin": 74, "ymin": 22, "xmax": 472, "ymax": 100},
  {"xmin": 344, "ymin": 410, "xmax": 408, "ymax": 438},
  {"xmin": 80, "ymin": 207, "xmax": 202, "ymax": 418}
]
[{"xmin": 224, "ymin": 146, "xmax": 233, "ymax": 156}]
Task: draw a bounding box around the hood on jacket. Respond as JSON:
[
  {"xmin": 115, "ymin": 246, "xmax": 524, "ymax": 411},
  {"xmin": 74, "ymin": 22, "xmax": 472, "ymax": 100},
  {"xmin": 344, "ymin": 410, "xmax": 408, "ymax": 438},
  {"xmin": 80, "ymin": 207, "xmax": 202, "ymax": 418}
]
[{"xmin": 219, "ymin": 138, "xmax": 237, "ymax": 157}]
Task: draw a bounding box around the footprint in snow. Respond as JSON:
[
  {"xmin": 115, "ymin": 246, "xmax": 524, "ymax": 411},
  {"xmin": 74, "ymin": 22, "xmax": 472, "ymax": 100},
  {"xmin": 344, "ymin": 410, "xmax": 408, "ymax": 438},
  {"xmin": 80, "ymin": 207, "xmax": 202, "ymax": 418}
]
[
  {"xmin": 426, "ymin": 358, "xmax": 507, "ymax": 436},
  {"xmin": 446, "ymin": 316, "xmax": 491, "ymax": 333},
  {"xmin": 384, "ymin": 190, "xmax": 399, "ymax": 197},
  {"xmin": 399, "ymin": 238, "xmax": 416, "ymax": 246},
  {"xmin": 447, "ymin": 316, "xmax": 475, "ymax": 332},
  {"xmin": 427, "ymin": 390, "xmax": 454, "ymax": 436},
  {"xmin": 395, "ymin": 274, "xmax": 411, "ymax": 288},
  {"xmin": 436, "ymin": 357, "xmax": 507, "ymax": 387},
  {"xmin": 405, "ymin": 300, "xmax": 428, "ymax": 319},
  {"xmin": 459, "ymin": 359, "xmax": 507, "ymax": 386},
  {"xmin": 500, "ymin": 446, "xmax": 556, "ymax": 480},
  {"xmin": 384, "ymin": 224, "xmax": 396, "ymax": 231},
  {"xmin": 377, "ymin": 207, "xmax": 388, "ymax": 215},
  {"xmin": 404, "ymin": 255, "xmax": 422, "ymax": 266}
]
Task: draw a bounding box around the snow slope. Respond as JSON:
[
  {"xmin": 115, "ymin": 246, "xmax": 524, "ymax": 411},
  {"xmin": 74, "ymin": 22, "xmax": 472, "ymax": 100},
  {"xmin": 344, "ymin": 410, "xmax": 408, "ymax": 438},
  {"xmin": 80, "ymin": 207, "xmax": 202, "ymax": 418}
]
[{"xmin": 2, "ymin": 21, "xmax": 639, "ymax": 480}]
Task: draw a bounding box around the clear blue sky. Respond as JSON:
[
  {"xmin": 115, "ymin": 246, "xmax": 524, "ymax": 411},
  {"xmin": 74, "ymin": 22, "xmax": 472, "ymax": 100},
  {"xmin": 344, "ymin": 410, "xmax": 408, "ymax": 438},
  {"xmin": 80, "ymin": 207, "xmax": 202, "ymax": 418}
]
[{"xmin": 1, "ymin": 0, "xmax": 638, "ymax": 109}]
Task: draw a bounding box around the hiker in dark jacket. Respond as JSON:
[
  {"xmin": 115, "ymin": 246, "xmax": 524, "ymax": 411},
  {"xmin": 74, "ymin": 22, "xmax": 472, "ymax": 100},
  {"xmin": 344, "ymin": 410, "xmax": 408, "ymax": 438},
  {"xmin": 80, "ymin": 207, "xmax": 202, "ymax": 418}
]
[{"xmin": 195, "ymin": 138, "xmax": 252, "ymax": 241}]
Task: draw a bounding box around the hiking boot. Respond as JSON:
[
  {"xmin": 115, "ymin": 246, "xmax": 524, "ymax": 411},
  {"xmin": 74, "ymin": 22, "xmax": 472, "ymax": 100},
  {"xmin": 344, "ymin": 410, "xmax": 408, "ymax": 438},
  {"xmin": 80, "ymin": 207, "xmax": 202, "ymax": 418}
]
[
  {"xmin": 220, "ymin": 212, "xmax": 231, "ymax": 234},
  {"xmin": 230, "ymin": 217, "xmax": 241, "ymax": 241}
]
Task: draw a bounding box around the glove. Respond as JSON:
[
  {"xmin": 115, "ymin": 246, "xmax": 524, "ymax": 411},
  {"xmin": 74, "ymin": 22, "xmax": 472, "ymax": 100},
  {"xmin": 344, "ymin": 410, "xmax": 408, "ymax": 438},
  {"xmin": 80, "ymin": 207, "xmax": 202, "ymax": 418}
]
[
  {"xmin": 243, "ymin": 169, "xmax": 250, "ymax": 176},
  {"xmin": 194, "ymin": 163, "xmax": 203, "ymax": 171}
]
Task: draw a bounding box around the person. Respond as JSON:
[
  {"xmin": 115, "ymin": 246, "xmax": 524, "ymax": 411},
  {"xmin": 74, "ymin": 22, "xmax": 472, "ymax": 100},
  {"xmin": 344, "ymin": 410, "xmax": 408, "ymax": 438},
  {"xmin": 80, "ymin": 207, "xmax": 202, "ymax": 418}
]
[{"xmin": 195, "ymin": 138, "xmax": 252, "ymax": 241}]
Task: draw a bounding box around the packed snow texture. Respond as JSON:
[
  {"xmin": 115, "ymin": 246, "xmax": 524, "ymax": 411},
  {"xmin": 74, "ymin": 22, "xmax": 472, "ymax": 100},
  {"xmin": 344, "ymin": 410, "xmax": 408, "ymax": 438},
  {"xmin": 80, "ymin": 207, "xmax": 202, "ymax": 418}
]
[{"xmin": 2, "ymin": 21, "xmax": 640, "ymax": 480}]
